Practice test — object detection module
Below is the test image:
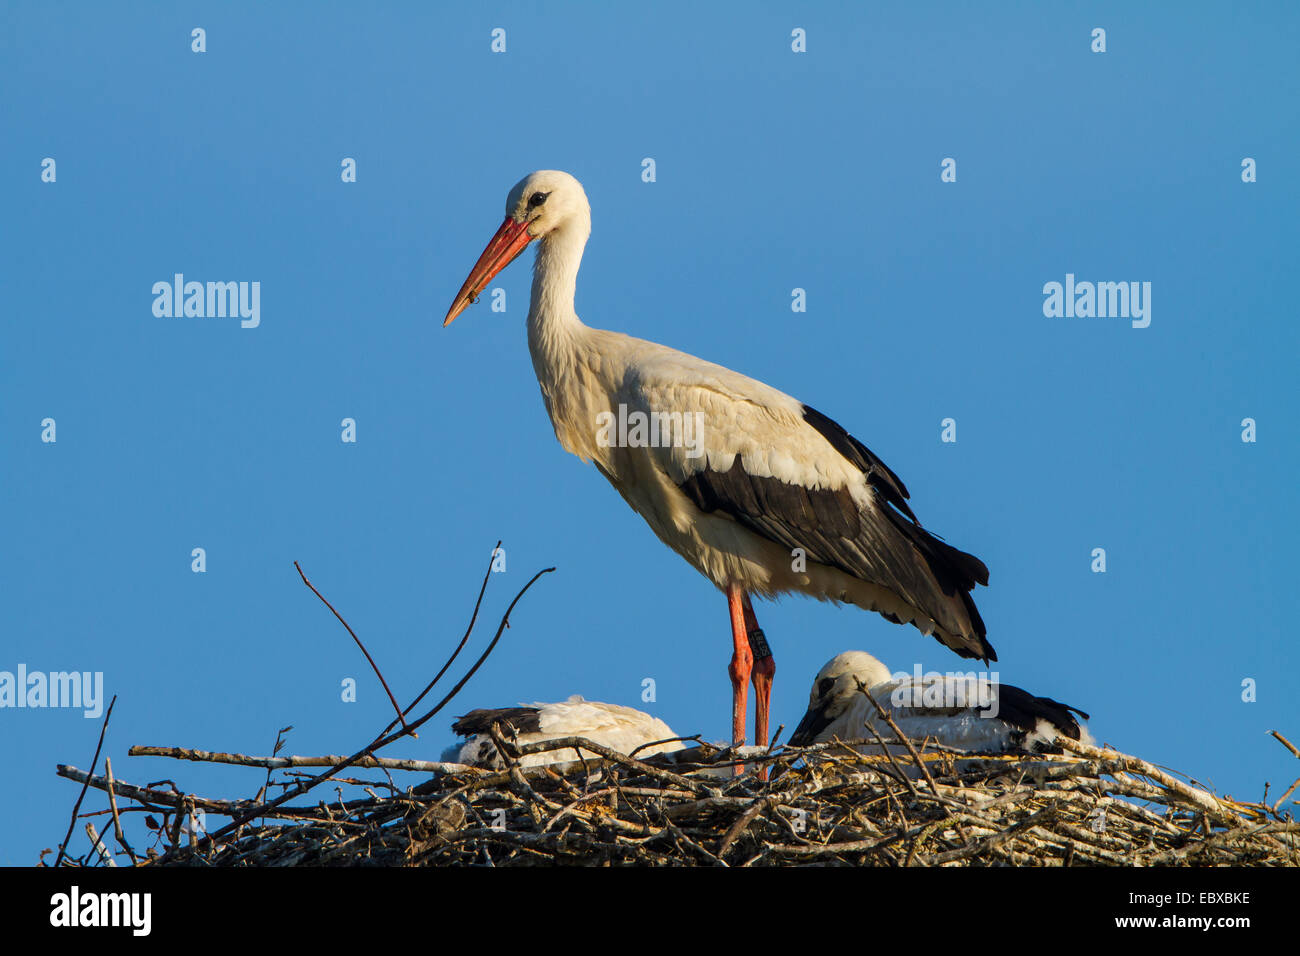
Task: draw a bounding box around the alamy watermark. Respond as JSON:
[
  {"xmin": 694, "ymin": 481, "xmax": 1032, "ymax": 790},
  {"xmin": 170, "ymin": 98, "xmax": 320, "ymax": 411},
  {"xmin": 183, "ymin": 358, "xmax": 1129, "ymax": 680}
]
[
  {"xmin": 152, "ymin": 274, "xmax": 260, "ymax": 328},
  {"xmin": 595, "ymin": 404, "xmax": 706, "ymax": 459},
  {"xmin": 1042, "ymin": 273, "xmax": 1151, "ymax": 328},
  {"xmin": 887, "ymin": 665, "xmax": 1000, "ymax": 718},
  {"xmin": 0, "ymin": 665, "xmax": 105, "ymax": 718},
  {"xmin": 50, "ymin": 886, "xmax": 150, "ymax": 936}
]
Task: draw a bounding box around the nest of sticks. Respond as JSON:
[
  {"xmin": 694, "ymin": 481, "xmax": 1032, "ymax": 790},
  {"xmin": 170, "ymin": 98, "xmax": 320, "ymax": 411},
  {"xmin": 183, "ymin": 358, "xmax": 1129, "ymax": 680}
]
[
  {"xmin": 44, "ymin": 552, "xmax": 1300, "ymax": 867},
  {"xmin": 54, "ymin": 729, "xmax": 1300, "ymax": 867}
]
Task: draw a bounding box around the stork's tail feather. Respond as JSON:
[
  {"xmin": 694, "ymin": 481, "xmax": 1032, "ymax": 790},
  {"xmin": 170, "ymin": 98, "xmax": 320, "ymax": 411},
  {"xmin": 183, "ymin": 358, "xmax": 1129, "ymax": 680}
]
[{"xmin": 881, "ymin": 504, "xmax": 994, "ymax": 661}]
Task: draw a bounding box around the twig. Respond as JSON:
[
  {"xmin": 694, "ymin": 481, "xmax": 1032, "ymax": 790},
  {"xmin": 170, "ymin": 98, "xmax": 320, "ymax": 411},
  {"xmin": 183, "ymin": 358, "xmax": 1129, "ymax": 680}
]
[
  {"xmin": 1272, "ymin": 778, "xmax": 1300, "ymax": 815},
  {"xmin": 1269, "ymin": 730, "xmax": 1300, "ymax": 813},
  {"xmin": 717, "ymin": 796, "xmax": 772, "ymax": 859},
  {"xmin": 855, "ymin": 720, "xmax": 919, "ymax": 799},
  {"xmin": 128, "ymin": 745, "xmax": 467, "ymax": 774},
  {"xmin": 1271, "ymin": 730, "xmax": 1299, "ymax": 760},
  {"xmin": 1055, "ymin": 737, "xmax": 1242, "ymax": 825},
  {"xmin": 506, "ymin": 736, "xmax": 704, "ymax": 793},
  {"xmin": 259, "ymin": 725, "xmax": 293, "ymax": 824},
  {"xmin": 768, "ymin": 723, "xmax": 786, "ymax": 750},
  {"xmin": 380, "ymin": 540, "xmax": 502, "ymax": 735},
  {"xmin": 184, "ymin": 566, "xmax": 554, "ymax": 857},
  {"xmin": 927, "ymin": 803, "xmax": 1059, "ymax": 865},
  {"xmin": 104, "ymin": 757, "xmax": 137, "ymax": 864},
  {"xmin": 857, "ymin": 678, "xmax": 940, "ymax": 796},
  {"xmin": 84, "ymin": 822, "xmax": 115, "ymax": 867},
  {"xmin": 54, "ymin": 695, "xmax": 116, "ymax": 867},
  {"xmin": 296, "ymin": 561, "xmax": 409, "ymax": 732}
]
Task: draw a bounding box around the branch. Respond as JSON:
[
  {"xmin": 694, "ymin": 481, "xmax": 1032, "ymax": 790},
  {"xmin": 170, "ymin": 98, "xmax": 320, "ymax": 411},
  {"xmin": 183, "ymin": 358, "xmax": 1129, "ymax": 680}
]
[
  {"xmin": 104, "ymin": 756, "xmax": 137, "ymax": 864},
  {"xmin": 295, "ymin": 560, "xmax": 409, "ymax": 732},
  {"xmin": 1271, "ymin": 730, "xmax": 1299, "ymax": 760},
  {"xmin": 128, "ymin": 745, "xmax": 471, "ymax": 774},
  {"xmin": 181, "ymin": 565, "xmax": 554, "ymax": 857},
  {"xmin": 57, "ymin": 764, "xmax": 398, "ymax": 821},
  {"xmin": 1269, "ymin": 730, "xmax": 1300, "ymax": 812},
  {"xmin": 380, "ymin": 540, "xmax": 502, "ymax": 735},
  {"xmin": 856, "ymin": 678, "xmax": 940, "ymax": 796},
  {"xmin": 54, "ymin": 695, "xmax": 116, "ymax": 867}
]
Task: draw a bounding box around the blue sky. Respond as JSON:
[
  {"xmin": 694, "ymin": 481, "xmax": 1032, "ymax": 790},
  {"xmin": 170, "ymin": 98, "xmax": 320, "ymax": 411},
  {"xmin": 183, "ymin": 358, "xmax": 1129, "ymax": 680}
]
[{"xmin": 2, "ymin": 2, "xmax": 1297, "ymax": 865}]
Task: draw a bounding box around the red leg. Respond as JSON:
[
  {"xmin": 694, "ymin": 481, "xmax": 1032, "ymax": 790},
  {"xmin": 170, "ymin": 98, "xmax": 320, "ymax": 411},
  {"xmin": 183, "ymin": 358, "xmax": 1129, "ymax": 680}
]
[
  {"xmin": 741, "ymin": 593, "xmax": 775, "ymax": 749},
  {"xmin": 726, "ymin": 583, "xmax": 752, "ymax": 751}
]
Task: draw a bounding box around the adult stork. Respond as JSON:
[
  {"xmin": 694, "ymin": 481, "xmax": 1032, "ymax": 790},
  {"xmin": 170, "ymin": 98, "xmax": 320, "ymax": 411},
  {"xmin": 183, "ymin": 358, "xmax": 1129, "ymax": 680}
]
[{"xmin": 444, "ymin": 170, "xmax": 991, "ymax": 751}]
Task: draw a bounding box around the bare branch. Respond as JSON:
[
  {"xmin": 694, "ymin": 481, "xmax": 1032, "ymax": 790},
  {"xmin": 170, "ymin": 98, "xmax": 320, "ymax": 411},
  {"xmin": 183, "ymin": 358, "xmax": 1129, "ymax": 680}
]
[
  {"xmin": 54, "ymin": 695, "xmax": 116, "ymax": 867},
  {"xmin": 295, "ymin": 561, "xmax": 409, "ymax": 732}
]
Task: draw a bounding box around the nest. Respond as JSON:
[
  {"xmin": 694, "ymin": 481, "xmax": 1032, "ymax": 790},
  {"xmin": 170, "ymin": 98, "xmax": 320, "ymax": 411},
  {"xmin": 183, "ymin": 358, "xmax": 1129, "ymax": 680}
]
[
  {"xmin": 43, "ymin": 560, "xmax": 1300, "ymax": 867},
  {"xmin": 54, "ymin": 731, "xmax": 1299, "ymax": 867}
]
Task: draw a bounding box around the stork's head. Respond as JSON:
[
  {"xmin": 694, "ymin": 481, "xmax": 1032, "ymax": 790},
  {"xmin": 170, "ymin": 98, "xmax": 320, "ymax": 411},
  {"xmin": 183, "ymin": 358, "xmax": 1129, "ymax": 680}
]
[
  {"xmin": 443, "ymin": 170, "xmax": 591, "ymax": 326},
  {"xmin": 788, "ymin": 651, "xmax": 893, "ymax": 746}
]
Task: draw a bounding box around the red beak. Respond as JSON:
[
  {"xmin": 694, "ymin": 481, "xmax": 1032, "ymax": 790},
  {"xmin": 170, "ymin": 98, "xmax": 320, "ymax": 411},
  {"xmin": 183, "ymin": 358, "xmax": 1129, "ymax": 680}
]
[{"xmin": 443, "ymin": 216, "xmax": 535, "ymax": 326}]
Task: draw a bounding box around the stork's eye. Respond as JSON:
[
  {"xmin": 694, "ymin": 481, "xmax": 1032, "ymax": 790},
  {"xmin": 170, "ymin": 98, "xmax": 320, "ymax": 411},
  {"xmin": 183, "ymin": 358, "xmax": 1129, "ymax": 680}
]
[{"xmin": 528, "ymin": 191, "xmax": 550, "ymax": 208}]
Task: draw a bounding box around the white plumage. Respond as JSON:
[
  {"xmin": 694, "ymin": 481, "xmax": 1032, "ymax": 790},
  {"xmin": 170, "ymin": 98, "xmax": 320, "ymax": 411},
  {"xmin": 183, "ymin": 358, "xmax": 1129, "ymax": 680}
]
[
  {"xmin": 445, "ymin": 170, "xmax": 992, "ymax": 751},
  {"xmin": 789, "ymin": 651, "xmax": 1092, "ymax": 754},
  {"xmin": 442, "ymin": 696, "xmax": 684, "ymax": 769}
]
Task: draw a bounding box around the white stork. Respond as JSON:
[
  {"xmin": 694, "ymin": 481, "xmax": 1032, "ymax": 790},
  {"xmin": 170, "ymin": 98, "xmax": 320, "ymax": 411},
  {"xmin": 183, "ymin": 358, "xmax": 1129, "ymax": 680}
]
[
  {"xmin": 789, "ymin": 651, "xmax": 1091, "ymax": 753},
  {"xmin": 444, "ymin": 170, "xmax": 991, "ymax": 751},
  {"xmin": 441, "ymin": 696, "xmax": 684, "ymax": 769}
]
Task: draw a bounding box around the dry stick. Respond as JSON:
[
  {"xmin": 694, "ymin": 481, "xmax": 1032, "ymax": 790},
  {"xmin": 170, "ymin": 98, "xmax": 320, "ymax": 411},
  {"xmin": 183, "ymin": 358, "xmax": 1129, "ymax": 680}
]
[
  {"xmin": 927, "ymin": 802, "xmax": 1061, "ymax": 865},
  {"xmin": 1269, "ymin": 730, "xmax": 1300, "ymax": 813},
  {"xmin": 767, "ymin": 796, "xmax": 948, "ymax": 860},
  {"xmin": 1056, "ymin": 737, "xmax": 1243, "ymax": 825},
  {"xmin": 179, "ymin": 566, "xmax": 554, "ymax": 859},
  {"xmin": 69, "ymin": 780, "xmax": 380, "ymax": 831},
  {"xmin": 768, "ymin": 723, "xmax": 786, "ymax": 751},
  {"xmin": 380, "ymin": 540, "xmax": 501, "ymax": 736},
  {"xmin": 103, "ymin": 757, "xmax": 137, "ymax": 864},
  {"xmin": 1272, "ymin": 778, "xmax": 1300, "ymax": 815},
  {"xmin": 717, "ymin": 795, "xmax": 774, "ymax": 859},
  {"xmin": 168, "ymin": 798, "xmax": 184, "ymax": 852},
  {"xmin": 669, "ymin": 821, "xmax": 728, "ymax": 865},
  {"xmin": 1270, "ymin": 730, "xmax": 1299, "ymax": 760},
  {"xmin": 84, "ymin": 823, "xmax": 115, "ymax": 867},
  {"xmin": 605, "ymin": 768, "xmax": 659, "ymax": 834},
  {"xmin": 627, "ymin": 735, "xmax": 704, "ymax": 759},
  {"xmin": 127, "ymin": 745, "xmax": 464, "ymax": 774},
  {"xmin": 258, "ymin": 725, "xmax": 292, "ymax": 826},
  {"xmin": 54, "ymin": 695, "xmax": 116, "ymax": 867},
  {"xmin": 905, "ymin": 811, "xmax": 968, "ymax": 866},
  {"xmin": 487, "ymin": 723, "xmax": 564, "ymax": 819},
  {"xmin": 295, "ymin": 560, "xmax": 409, "ymax": 733},
  {"xmin": 767, "ymin": 801, "xmax": 818, "ymax": 847},
  {"xmin": 1147, "ymin": 820, "xmax": 1296, "ymax": 865},
  {"xmin": 856, "ymin": 720, "xmax": 920, "ymax": 799},
  {"xmin": 506, "ymin": 736, "xmax": 704, "ymax": 793},
  {"xmin": 539, "ymin": 787, "xmax": 617, "ymax": 835},
  {"xmin": 857, "ymin": 678, "xmax": 940, "ymax": 797}
]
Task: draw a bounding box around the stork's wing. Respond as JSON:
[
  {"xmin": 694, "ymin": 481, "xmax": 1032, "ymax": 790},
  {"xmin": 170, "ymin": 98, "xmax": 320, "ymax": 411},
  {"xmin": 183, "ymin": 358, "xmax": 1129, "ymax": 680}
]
[
  {"xmin": 613, "ymin": 343, "xmax": 992, "ymax": 661},
  {"xmin": 451, "ymin": 706, "xmax": 543, "ymax": 738},
  {"xmin": 986, "ymin": 684, "xmax": 1089, "ymax": 742},
  {"xmin": 875, "ymin": 677, "xmax": 1089, "ymax": 748}
]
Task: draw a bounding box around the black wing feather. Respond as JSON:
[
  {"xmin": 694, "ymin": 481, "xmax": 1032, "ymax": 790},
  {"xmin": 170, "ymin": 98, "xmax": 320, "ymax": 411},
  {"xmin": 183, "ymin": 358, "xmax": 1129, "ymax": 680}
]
[
  {"xmin": 451, "ymin": 706, "xmax": 543, "ymax": 738},
  {"xmin": 677, "ymin": 403, "xmax": 993, "ymax": 661},
  {"xmin": 801, "ymin": 404, "xmax": 917, "ymax": 522},
  {"xmin": 993, "ymin": 685, "xmax": 1090, "ymax": 743}
]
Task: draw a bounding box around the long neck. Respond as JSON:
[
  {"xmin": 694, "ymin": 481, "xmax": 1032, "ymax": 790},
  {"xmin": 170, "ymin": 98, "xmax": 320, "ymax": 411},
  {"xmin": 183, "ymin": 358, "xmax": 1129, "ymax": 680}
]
[{"xmin": 526, "ymin": 221, "xmax": 589, "ymax": 379}]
